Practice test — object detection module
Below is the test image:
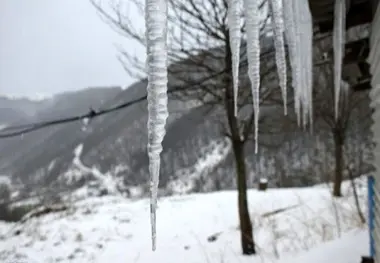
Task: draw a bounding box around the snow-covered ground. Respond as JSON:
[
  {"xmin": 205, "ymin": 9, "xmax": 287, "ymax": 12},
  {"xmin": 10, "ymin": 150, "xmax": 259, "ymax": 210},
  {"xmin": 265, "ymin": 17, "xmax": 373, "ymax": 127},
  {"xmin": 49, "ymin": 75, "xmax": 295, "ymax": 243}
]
[
  {"xmin": 277, "ymin": 229, "xmax": 367, "ymax": 263},
  {"xmin": 0, "ymin": 177, "xmax": 369, "ymax": 263}
]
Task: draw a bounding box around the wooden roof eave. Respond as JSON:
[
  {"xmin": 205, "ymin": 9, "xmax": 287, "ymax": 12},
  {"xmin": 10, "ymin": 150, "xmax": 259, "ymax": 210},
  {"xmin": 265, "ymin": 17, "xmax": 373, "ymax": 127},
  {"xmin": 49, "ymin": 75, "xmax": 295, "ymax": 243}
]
[{"xmin": 309, "ymin": 0, "xmax": 373, "ymax": 33}]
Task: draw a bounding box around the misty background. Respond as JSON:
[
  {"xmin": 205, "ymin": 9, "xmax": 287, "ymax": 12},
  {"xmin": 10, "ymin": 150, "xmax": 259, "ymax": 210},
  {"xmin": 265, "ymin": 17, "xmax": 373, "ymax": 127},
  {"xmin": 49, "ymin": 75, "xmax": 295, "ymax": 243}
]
[{"xmin": 0, "ymin": 0, "xmax": 143, "ymax": 98}]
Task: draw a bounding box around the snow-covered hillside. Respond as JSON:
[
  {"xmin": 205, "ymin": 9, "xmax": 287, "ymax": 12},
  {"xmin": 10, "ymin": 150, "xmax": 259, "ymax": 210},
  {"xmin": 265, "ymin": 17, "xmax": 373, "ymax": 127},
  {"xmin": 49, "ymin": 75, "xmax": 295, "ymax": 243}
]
[
  {"xmin": 167, "ymin": 138, "xmax": 231, "ymax": 194},
  {"xmin": 0, "ymin": 177, "xmax": 369, "ymax": 263}
]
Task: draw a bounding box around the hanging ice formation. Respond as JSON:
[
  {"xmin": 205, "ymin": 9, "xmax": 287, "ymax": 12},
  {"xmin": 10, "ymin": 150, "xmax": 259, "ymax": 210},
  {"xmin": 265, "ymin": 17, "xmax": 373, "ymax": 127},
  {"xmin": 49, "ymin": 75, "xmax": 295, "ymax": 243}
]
[
  {"xmin": 333, "ymin": 0, "xmax": 346, "ymax": 119},
  {"xmin": 282, "ymin": 0, "xmax": 299, "ymax": 123},
  {"xmin": 302, "ymin": 1, "xmax": 313, "ymax": 130},
  {"xmin": 282, "ymin": 0, "xmax": 313, "ymax": 127},
  {"xmin": 145, "ymin": 0, "xmax": 169, "ymax": 251},
  {"xmin": 239, "ymin": 0, "xmax": 312, "ymax": 151},
  {"xmin": 296, "ymin": 0, "xmax": 313, "ymax": 129},
  {"xmin": 284, "ymin": 0, "xmax": 300, "ymax": 125},
  {"xmin": 244, "ymin": 0, "xmax": 261, "ymax": 153},
  {"xmin": 144, "ymin": 0, "xmax": 316, "ymax": 250},
  {"xmin": 227, "ymin": 0, "xmax": 242, "ymax": 117},
  {"xmin": 268, "ymin": 0, "xmax": 287, "ymax": 115}
]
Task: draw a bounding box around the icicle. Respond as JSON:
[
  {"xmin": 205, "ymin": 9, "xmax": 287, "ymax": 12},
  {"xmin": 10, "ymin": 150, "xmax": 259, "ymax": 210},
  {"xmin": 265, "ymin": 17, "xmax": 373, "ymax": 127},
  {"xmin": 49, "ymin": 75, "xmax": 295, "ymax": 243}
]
[
  {"xmin": 293, "ymin": 0, "xmax": 308, "ymax": 128},
  {"xmin": 243, "ymin": 0, "xmax": 260, "ymax": 153},
  {"xmin": 283, "ymin": 0, "xmax": 313, "ymax": 127},
  {"xmin": 303, "ymin": 2, "xmax": 313, "ymax": 131},
  {"xmin": 333, "ymin": 0, "xmax": 346, "ymax": 119},
  {"xmin": 268, "ymin": 0, "xmax": 287, "ymax": 115},
  {"xmin": 282, "ymin": 0, "xmax": 300, "ymax": 123},
  {"xmin": 297, "ymin": 0, "xmax": 313, "ymax": 128},
  {"xmin": 227, "ymin": 0, "xmax": 242, "ymax": 117},
  {"xmin": 145, "ymin": 0, "xmax": 169, "ymax": 251},
  {"xmin": 299, "ymin": 13, "xmax": 307, "ymax": 129}
]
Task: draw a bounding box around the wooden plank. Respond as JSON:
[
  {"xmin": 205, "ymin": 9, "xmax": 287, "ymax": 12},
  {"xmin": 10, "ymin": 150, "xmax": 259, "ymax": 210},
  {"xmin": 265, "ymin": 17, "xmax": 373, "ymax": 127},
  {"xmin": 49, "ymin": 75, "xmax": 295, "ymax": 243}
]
[{"xmin": 316, "ymin": 0, "xmax": 373, "ymax": 33}]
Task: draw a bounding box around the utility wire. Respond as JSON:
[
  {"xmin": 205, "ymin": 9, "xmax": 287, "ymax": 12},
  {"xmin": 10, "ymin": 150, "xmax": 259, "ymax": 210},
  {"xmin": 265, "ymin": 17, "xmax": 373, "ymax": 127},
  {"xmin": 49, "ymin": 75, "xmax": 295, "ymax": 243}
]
[
  {"xmin": 0, "ymin": 41, "xmax": 298, "ymax": 140},
  {"xmin": 0, "ymin": 94, "xmax": 148, "ymax": 138},
  {"xmin": 0, "ymin": 69, "xmax": 226, "ymax": 139}
]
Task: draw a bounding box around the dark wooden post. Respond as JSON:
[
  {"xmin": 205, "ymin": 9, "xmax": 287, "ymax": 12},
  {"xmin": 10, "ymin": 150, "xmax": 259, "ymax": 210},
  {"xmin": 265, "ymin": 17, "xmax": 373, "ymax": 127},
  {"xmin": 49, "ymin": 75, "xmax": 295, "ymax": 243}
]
[{"xmin": 258, "ymin": 178, "xmax": 268, "ymax": 191}]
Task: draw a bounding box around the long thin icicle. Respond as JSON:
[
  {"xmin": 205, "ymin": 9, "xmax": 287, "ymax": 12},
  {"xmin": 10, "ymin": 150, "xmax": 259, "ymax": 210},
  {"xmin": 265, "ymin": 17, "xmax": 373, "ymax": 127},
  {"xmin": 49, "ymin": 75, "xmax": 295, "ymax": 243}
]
[
  {"xmin": 268, "ymin": 0, "xmax": 287, "ymax": 115},
  {"xmin": 227, "ymin": 0, "xmax": 242, "ymax": 117},
  {"xmin": 145, "ymin": 0, "xmax": 169, "ymax": 251},
  {"xmin": 283, "ymin": 0, "xmax": 300, "ymax": 124},
  {"xmin": 295, "ymin": 0, "xmax": 313, "ymax": 128},
  {"xmin": 333, "ymin": 0, "xmax": 346, "ymax": 119},
  {"xmin": 302, "ymin": 1, "xmax": 313, "ymax": 130},
  {"xmin": 293, "ymin": 0, "xmax": 307, "ymax": 128},
  {"xmin": 243, "ymin": 0, "xmax": 260, "ymax": 153},
  {"xmin": 283, "ymin": 0, "xmax": 313, "ymax": 127}
]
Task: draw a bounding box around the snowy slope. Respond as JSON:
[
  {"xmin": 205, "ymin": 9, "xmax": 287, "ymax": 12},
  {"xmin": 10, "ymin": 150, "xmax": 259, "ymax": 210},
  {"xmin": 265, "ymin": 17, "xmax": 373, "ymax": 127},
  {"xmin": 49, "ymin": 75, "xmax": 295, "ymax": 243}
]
[
  {"xmin": 0, "ymin": 177, "xmax": 368, "ymax": 263},
  {"xmin": 61, "ymin": 143, "xmax": 126, "ymax": 196},
  {"xmin": 167, "ymin": 138, "xmax": 231, "ymax": 194},
  {"xmin": 59, "ymin": 137, "xmax": 231, "ymax": 199}
]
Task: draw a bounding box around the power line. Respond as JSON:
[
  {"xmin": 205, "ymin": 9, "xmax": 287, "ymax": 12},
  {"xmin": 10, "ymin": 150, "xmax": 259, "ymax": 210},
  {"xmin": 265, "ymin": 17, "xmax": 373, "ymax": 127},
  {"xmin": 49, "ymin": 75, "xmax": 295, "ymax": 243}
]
[
  {"xmin": 0, "ymin": 94, "xmax": 148, "ymax": 139},
  {"xmin": 0, "ymin": 40, "xmax": 294, "ymax": 140},
  {"xmin": 0, "ymin": 69, "xmax": 227, "ymax": 139}
]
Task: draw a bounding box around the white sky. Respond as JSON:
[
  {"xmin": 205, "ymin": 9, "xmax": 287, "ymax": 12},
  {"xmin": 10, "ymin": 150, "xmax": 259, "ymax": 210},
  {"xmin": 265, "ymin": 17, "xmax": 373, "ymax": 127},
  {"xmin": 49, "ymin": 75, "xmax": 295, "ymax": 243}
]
[{"xmin": 0, "ymin": 0, "xmax": 144, "ymax": 98}]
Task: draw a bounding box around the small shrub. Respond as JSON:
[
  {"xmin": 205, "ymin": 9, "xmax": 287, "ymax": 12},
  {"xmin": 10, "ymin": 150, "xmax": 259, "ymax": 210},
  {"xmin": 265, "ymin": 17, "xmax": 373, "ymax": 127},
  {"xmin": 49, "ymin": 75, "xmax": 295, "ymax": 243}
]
[{"xmin": 0, "ymin": 177, "xmax": 37, "ymax": 222}]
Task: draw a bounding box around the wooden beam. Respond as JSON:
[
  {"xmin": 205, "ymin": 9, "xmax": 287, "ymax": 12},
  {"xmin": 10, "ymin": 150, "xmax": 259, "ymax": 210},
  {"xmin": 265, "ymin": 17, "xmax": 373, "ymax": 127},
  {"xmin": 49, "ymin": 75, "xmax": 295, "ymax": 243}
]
[
  {"xmin": 358, "ymin": 62, "xmax": 370, "ymax": 76},
  {"xmin": 310, "ymin": 0, "xmax": 373, "ymax": 33},
  {"xmin": 324, "ymin": 38, "xmax": 370, "ymax": 65},
  {"xmin": 351, "ymin": 78, "xmax": 371, "ymax": 91},
  {"xmin": 343, "ymin": 38, "xmax": 370, "ymax": 64}
]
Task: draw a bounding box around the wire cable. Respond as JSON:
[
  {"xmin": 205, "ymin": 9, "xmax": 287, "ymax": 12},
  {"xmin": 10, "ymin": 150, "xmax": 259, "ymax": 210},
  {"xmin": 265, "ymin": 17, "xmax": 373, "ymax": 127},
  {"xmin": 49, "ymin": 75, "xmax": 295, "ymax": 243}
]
[
  {"xmin": 0, "ymin": 69, "xmax": 227, "ymax": 139},
  {"xmin": 0, "ymin": 94, "xmax": 147, "ymax": 138}
]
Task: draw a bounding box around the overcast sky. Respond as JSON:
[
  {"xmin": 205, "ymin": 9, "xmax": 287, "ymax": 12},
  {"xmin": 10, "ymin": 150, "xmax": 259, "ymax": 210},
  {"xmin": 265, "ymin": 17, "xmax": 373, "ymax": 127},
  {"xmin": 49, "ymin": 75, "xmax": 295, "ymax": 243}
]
[{"xmin": 0, "ymin": 0, "xmax": 143, "ymax": 99}]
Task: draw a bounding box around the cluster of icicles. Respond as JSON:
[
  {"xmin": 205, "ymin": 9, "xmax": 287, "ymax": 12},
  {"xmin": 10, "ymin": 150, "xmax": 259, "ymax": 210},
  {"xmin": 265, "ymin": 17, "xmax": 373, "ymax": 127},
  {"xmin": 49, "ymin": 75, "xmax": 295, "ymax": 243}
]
[{"xmin": 145, "ymin": 0, "xmax": 346, "ymax": 250}]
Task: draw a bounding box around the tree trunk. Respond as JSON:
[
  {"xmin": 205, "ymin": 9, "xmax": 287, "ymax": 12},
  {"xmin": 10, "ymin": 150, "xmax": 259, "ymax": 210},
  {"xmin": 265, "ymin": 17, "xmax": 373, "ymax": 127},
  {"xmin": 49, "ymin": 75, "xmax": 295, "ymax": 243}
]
[
  {"xmin": 224, "ymin": 33, "xmax": 255, "ymax": 255},
  {"xmin": 333, "ymin": 130, "xmax": 344, "ymax": 197},
  {"xmin": 348, "ymin": 167, "xmax": 366, "ymax": 224},
  {"xmin": 232, "ymin": 139, "xmax": 256, "ymax": 255}
]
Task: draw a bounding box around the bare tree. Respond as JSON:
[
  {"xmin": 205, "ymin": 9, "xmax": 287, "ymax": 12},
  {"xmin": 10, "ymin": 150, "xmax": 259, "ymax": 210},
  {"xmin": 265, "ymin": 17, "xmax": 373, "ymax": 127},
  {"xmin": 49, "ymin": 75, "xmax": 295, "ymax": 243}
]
[
  {"xmin": 312, "ymin": 35, "xmax": 370, "ymax": 197},
  {"xmin": 90, "ymin": 0, "xmax": 285, "ymax": 255}
]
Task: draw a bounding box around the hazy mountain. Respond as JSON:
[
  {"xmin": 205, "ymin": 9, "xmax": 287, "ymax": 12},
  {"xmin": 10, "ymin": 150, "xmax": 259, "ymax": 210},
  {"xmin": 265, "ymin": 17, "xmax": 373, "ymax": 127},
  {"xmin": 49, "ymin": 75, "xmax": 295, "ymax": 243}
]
[
  {"xmin": 0, "ymin": 96, "xmax": 43, "ymax": 125},
  {"xmin": 0, "ymin": 86, "xmax": 122, "ymax": 171}
]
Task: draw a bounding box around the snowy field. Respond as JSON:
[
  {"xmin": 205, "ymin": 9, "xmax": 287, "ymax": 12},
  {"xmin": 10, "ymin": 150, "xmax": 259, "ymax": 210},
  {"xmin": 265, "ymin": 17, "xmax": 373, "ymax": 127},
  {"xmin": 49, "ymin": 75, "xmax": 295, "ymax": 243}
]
[{"xmin": 0, "ymin": 177, "xmax": 369, "ymax": 263}]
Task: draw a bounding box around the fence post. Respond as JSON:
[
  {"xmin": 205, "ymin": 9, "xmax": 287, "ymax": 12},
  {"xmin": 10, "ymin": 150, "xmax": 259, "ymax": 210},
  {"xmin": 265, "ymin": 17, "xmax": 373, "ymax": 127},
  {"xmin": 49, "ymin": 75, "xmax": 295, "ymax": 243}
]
[{"xmin": 368, "ymin": 175, "xmax": 375, "ymax": 258}]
